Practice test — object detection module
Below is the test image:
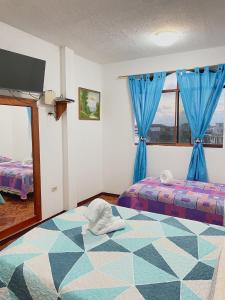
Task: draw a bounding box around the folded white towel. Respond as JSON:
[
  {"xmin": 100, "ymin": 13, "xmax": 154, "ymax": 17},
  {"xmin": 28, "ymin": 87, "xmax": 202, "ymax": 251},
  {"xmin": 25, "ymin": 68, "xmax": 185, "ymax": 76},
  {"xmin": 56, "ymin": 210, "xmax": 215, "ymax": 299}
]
[
  {"xmin": 82, "ymin": 198, "xmax": 125, "ymax": 235},
  {"xmin": 160, "ymin": 170, "xmax": 173, "ymax": 185}
]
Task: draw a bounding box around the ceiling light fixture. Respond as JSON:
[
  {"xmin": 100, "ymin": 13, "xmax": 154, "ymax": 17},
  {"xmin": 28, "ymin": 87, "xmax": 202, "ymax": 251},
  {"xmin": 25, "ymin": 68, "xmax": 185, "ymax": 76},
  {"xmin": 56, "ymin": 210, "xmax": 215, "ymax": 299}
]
[{"xmin": 151, "ymin": 31, "xmax": 181, "ymax": 47}]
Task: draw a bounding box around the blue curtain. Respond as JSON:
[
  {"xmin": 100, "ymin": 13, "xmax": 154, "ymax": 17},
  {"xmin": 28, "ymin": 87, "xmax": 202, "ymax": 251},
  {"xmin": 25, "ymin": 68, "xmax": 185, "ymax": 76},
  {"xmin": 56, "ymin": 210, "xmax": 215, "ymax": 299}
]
[
  {"xmin": 177, "ymin": 65, "xmax": 225, "ymax": 182},
  {"xmin": 128, "ymin": 73, "xmax": 166, "ymax": 183}
]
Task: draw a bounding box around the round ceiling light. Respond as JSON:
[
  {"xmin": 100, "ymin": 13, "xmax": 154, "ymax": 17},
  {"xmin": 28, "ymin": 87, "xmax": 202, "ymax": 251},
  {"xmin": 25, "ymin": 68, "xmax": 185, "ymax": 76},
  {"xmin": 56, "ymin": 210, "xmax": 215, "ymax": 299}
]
[{"xmin": 151, "ymin": 31, "xmax": 181, "ymax": 47}]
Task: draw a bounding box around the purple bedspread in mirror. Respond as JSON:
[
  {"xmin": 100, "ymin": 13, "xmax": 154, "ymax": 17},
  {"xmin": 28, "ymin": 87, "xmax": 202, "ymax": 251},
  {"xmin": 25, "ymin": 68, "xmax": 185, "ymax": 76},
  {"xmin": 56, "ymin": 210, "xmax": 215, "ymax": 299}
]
[{"xmin": 0, "ymin": 161, "xmax": 33, "ymax": 200}]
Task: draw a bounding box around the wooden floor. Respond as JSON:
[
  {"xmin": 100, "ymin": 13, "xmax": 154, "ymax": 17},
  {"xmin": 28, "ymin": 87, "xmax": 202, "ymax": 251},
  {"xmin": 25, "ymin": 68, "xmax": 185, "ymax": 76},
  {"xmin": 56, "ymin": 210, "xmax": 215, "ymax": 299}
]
[
  {"xmin": 0, "ymin": 194, "xmax": 118, "ymax": 251},
  {"xmin": 0, "ymin": 193, "xmax": 34, "ymax": 232},
  {"xmin": 82, "ymin": 194, "xmax": 118, "ymax": 206}
]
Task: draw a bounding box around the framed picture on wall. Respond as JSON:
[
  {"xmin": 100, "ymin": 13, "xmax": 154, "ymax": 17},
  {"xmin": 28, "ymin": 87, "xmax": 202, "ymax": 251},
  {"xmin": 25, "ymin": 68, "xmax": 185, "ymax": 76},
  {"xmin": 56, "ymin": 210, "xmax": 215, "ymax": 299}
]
[{"xmin": 79, "ymin": 87, "xmax": 100, "ymax": 120}]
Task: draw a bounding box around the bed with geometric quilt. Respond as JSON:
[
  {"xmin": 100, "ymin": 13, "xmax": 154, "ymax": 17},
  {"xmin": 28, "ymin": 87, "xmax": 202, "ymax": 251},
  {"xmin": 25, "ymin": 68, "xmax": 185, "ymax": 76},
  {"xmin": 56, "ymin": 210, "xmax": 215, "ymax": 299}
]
[
  {"xmin": 118, "ymin": 177, "xmax": 225, "ymax": 226},
  {"xmin": 1, "ymin": 204, "xmax": 225, "ymax": 299}
]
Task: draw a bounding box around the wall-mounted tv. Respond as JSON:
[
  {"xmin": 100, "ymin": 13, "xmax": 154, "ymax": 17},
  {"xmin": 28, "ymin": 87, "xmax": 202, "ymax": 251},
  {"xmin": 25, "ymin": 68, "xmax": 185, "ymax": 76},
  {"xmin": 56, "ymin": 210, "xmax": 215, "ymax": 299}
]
[{"xmin": 0, "ymin": 48, "xmax": 46, "ymax": 93}]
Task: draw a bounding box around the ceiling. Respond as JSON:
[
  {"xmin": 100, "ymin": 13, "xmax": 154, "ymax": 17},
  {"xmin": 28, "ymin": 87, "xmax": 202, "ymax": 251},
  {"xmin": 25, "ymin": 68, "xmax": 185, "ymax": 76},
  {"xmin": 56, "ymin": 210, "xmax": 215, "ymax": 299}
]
[{"xmin": 0, "ymin": 0, "xmax": 225, "ymax": 64}]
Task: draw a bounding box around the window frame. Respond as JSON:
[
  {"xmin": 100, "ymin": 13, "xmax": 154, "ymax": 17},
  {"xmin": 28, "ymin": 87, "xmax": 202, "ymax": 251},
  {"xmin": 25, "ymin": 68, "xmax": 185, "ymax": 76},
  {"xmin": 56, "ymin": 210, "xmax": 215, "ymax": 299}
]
[{"xmin": 144, "ymin": 83, "xmax": 224, "ymax": 148}]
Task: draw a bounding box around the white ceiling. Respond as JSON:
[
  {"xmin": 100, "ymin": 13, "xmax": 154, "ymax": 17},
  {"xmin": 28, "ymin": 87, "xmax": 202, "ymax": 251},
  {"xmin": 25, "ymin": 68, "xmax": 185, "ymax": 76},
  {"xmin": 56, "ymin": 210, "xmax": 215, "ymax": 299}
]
[{"xmin": 0, "ymin": 0, "xmax": 225, "ymax": 64}]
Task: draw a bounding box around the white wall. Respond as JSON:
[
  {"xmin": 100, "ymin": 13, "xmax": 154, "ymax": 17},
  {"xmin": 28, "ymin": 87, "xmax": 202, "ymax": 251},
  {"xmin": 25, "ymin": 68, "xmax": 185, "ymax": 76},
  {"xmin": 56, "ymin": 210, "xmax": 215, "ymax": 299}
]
[
  {"xmin": 0, "ymin": 22, "xmax": 103, "ymax": 219},
  {"xmin": 102, "ymin": 46, "xmax": 225, "ymax": 194},
  {"xmin": 0, "ymin": 105, "xmax": 13, "ymax": 158},
  {"xmin": 11, "ymin": 106, "xmax": 32, "ymax": 161},
  {"xmin": 0, "ymin": 21, "xmax": 63, "ymax": 219},
  {"xmin": 0, "ymin": 106, "xmax": 32, "ymax": 161},
  {"xmin": 62, "ymin": 48, "xmax": 103, "ymax": 208}
]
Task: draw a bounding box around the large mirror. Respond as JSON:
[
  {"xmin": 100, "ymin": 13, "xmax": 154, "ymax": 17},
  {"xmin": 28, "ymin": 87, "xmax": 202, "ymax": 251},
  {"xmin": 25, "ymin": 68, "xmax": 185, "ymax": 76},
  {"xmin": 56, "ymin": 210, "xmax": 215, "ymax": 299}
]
[{"xmin": 0, "ymin": 96, "xmax": 41, "ymax": 240}]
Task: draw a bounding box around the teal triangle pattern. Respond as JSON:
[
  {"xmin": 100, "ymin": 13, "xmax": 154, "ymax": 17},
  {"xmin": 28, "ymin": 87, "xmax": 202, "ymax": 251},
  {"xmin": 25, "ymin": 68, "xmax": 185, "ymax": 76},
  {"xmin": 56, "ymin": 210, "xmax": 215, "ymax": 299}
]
[
  {"xmin": 156, "ymin": 247, "xmax": 197, "ymax": 280},
  {"xmin": 39, "ymin": 219, "xmax": 60, "ymax": 231},
  {"xmin": 180, "ymin": 282, "xmax": 201, "ymax": 300},
  {"xmin": 136, "ymin": 281, "xmax": 181, "ymax": 300},
  {"xmin": 128, "ymin": 214, "xmax": 155, "ymax": 221},
  {"xmin": 0, "ymin": 253, "xmax": 41, "ymax": 285},
  {"xmin": 114, "ymin": 237, "xmax": 157, "ymax": 252},
  {"xmin": 200, "ymin": 227, "xmax": 225, "ymax": 236},
  {"xmin": 50, "ymin": 233, "xmax": 83, "ymax": 253},
  {"xmin": 161, "ymin": 222, "xmax": 193, "ymax": 237},
  {"xmin": 49, "ymin": 252, "xmax": 83, "ymax": 291},
  {"xmin": 111, "ymin": 206, "xmax": 122, "ymax": 218},
  {"xmin": 60, "ymin": 253, "xmax": 93, "ymax": 289},
  {"xmin": 0, "ymin": 279, "xmax": 6, "ymax": 288},
  {"xmin": 198, "ymin": 237, "xmax": 216, "ymax": 259},
  {"xmin": 184, "ymin": 262, "xmax": 214, "ymax": 280},
  {"xmin": 8, "ymin": 264, "xmax": 32, "ymax": 300},
  {"xmin": 100, "ymin": 254, "xmax": 134, "ymax": 284},
  {"xmin": 61, "ymin": 287, "xmax": 128, "ymax": 300},
  {"xmin": 162, "ymin": 217, "xmax": 194, "ymax": 234},
  {"xmin": 63, "ymin": 227, "xmax": 84, "ymax": 250},
  {"xmin": 90, "ymin": 239, "xmax": 130, "ymax": 252},
  {"xmin": 1, "ymin": 204, "xmax": 224, "ymax": 300},
  {"xmin": 133, "ymin": 255, "xmax": 177, "ymax": 285},
  {"xmin": 201, "ymin": 259, "xmax": 217, "ymax": 268},
  {"xmin": 168, "ymin": 236, "xmax": 198, "ymax": 258},
  {"xmin": 54, "ymin": 218, "xmax": 86, "ymax": 231},
  {"xmin": 134, "ymin": 244, "xmax": 177, "ymax": 277}
]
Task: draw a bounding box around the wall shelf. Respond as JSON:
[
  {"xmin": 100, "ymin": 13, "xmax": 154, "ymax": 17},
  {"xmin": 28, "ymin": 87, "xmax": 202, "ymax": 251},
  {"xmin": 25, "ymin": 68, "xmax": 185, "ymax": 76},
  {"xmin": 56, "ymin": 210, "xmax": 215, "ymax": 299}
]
[{"xmin": 54, "ymin": 98, "xmax": 75, "ymax": 120}]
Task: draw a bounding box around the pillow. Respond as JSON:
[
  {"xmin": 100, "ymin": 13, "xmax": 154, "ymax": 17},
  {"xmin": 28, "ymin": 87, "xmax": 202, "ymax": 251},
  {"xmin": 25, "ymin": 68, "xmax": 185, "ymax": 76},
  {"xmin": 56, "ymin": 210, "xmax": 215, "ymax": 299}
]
[{"xmin": 0, "ymin": 193, "xmax": 5, "ymax": 204}]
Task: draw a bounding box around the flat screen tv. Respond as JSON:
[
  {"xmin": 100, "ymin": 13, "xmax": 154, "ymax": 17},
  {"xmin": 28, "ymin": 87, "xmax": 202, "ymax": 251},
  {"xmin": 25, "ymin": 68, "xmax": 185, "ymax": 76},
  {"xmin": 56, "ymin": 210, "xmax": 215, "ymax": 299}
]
[{"xmin": 0, "ymin": 48, "xmax": 46, "ymax": 93}]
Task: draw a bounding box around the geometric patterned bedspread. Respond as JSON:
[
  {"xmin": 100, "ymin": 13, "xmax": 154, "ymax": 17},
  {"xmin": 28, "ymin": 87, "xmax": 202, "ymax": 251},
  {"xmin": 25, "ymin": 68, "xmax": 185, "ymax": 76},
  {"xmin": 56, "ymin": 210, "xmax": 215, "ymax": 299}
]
[
  {"xmin": 1, "ymin": 205, "xmax": 225, "ymax": 300},
  {"xmin": 118, "ymin": 177, "xmax": 225, "ymax": 226}
]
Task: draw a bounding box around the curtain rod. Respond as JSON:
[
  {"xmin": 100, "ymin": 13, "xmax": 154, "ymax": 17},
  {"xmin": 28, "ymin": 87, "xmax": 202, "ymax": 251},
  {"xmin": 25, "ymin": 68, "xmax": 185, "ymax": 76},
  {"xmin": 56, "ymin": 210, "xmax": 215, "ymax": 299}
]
[{"xmin": 118, "ymin": 64, "xmax": 219, "ymax": 79}]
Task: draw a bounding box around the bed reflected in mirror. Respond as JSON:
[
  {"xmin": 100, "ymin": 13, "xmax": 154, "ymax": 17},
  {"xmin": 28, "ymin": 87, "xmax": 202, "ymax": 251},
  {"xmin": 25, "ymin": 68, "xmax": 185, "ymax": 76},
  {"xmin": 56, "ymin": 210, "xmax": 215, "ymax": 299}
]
[
  {"xmin": 0, "ymin": 105, "xmax": 34, "ymax": 231},
  {"xmin": 0, "ymin": 96, "xmax": 41, "ymax": 240}
]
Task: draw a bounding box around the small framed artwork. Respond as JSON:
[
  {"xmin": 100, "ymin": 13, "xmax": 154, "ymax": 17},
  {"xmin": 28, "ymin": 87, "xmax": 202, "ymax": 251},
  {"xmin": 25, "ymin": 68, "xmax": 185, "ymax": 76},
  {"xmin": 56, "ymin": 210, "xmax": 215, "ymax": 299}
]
[{"xmin": 79, "ymin": 87, "xmax": 100, "ymax": 120}]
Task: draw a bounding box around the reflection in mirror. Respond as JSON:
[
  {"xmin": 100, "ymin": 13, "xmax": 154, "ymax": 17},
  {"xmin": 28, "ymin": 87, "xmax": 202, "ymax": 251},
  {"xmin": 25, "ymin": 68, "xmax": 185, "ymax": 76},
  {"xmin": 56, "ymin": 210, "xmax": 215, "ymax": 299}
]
[{"xmin": 0, "ymin": 105, "xmax": 34, "ymax": 232}]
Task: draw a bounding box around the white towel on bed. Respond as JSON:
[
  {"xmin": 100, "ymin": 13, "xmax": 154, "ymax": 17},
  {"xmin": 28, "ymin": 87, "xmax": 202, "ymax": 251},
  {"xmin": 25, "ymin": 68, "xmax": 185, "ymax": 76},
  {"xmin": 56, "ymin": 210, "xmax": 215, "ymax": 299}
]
[
  {"xmin": 160, "ymin": 170, "xmax": 173, "ymax": 185},
  {"xmin": 82, "ymin": 198, "xmax": 125, "ymax": 235}
]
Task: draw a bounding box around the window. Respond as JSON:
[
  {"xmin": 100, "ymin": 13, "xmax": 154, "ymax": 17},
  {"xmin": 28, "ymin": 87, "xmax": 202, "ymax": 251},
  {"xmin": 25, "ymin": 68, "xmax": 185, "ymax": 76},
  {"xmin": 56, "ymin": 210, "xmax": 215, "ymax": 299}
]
[{"xmin": 134, "ymin": 72, "xmax": 224, "ymax": 147}]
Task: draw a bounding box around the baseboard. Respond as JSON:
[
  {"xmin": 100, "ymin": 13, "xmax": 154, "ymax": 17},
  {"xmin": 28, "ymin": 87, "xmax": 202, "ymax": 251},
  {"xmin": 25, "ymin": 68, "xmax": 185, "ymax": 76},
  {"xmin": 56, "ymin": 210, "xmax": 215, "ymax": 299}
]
[
  {"xmin": 101, "ymin": 192, "xmax": 120, "ymax": 197},
  {"xmin": 0, "ymin": 210, "xmax": 66, "ymax": 247},
  {"xmin": 78, "ymin": 192, "xmax": 120, "ymax": 207}
]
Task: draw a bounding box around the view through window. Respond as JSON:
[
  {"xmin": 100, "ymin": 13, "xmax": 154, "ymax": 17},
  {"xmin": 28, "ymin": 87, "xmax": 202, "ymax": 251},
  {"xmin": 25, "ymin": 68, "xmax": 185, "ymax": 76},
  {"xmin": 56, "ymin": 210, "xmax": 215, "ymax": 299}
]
[{"xmin": 134, "ymin": 72, "xmax": 224, "ymax": 147}]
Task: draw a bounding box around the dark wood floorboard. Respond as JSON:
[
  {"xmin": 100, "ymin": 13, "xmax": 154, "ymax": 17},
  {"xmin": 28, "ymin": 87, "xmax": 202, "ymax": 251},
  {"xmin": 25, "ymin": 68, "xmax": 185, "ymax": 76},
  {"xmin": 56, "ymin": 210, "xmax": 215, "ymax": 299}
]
[{"xmin": 84, "ymin": 194, "xmax": 118, "ymax": 205}]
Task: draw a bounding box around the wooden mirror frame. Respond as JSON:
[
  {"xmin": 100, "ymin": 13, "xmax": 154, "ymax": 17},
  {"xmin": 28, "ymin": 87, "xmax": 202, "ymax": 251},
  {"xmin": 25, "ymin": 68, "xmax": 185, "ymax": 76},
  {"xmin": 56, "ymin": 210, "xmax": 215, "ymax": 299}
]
[{"xmin": 0, "ymin": 95, "xmax": 42, "ymax": 241}]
